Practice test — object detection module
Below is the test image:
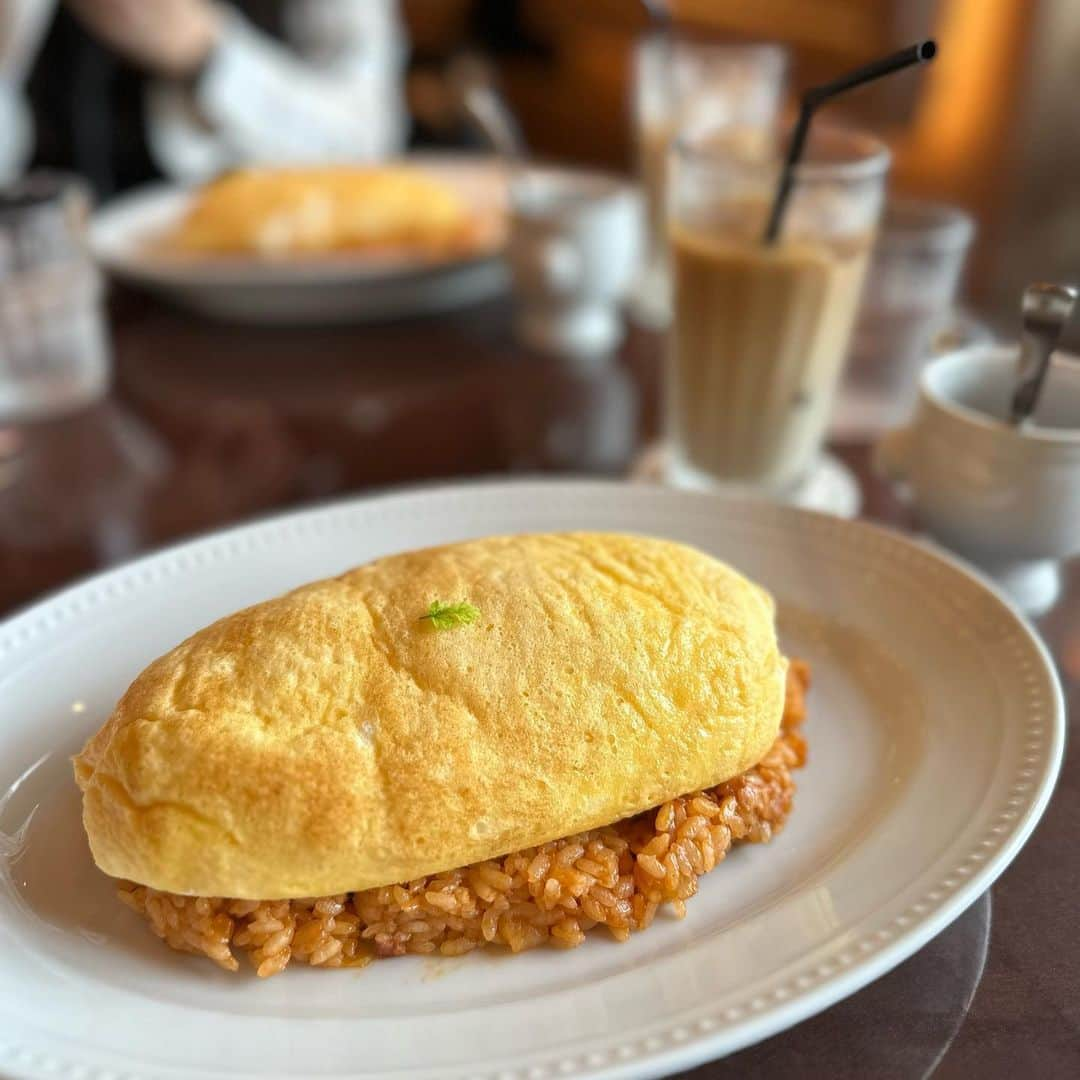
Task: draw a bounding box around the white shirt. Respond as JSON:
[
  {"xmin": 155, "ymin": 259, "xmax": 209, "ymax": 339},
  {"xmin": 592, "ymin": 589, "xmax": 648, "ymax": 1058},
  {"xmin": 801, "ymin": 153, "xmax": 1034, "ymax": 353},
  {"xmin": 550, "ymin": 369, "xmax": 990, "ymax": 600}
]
[
  {"xmin": 0, "ymin": 0, "xmax": 408, "ymax": 185},
  {"xmin": 0, "ymin": 0, "xmax": 55, "ymax": 181}
]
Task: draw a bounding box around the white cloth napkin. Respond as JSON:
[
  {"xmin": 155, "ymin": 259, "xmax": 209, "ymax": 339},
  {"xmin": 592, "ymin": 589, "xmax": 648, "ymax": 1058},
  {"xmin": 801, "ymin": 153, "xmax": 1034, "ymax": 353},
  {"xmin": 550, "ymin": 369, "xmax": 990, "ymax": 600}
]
[{"xmin": 0, "ymin": 0, "xmax": 56, "ymax": 181}]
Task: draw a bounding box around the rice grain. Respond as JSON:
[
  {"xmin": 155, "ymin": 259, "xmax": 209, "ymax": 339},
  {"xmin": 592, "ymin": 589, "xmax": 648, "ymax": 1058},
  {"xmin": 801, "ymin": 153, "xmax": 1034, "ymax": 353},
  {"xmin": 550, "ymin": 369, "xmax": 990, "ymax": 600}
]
[{"xmin": 115, "ymin": 661, "xmax": 809, "ymax": 976}]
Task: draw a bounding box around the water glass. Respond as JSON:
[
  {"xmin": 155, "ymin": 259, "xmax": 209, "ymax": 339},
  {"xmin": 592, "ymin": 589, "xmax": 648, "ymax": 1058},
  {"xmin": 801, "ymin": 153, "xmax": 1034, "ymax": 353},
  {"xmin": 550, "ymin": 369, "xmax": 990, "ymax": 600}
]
[
  {"xmin": 0, "ymin": 172, "xmax": 108, "ymax": 421},
  {"xmin": 632, "ymin": 34, "xmax": 786, "ymax": 324},
  {"xmin": 837, "ymin": 200, "xmax": 976, "ymax": 437}
]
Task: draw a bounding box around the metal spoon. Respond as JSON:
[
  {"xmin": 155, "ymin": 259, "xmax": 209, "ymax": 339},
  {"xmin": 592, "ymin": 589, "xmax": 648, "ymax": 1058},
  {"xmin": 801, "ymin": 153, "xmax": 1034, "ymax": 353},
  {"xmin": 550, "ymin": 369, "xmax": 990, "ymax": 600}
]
[
  {"xmin": 640, "ymin": 0, "xmax": 670, "ymax": 23},
  {"xmin": 449, "ymin": 53, "xmax": 527, "ymax": 164},
  {"xmin": 1010, "ymin": 283, "xmax": 1079, "ymax": 424}
]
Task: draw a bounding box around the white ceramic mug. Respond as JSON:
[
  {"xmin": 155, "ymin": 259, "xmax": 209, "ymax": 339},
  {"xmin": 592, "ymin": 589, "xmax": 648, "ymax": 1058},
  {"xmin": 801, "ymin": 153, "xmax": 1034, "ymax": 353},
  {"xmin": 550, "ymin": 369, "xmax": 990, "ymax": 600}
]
[
  {"xmin": 507, "ymin": 167, "xmax": 641, "ymax": 357},
  {"xmin": 875, "ymin": 344, "xmax": 1080, "ymax": 614}
]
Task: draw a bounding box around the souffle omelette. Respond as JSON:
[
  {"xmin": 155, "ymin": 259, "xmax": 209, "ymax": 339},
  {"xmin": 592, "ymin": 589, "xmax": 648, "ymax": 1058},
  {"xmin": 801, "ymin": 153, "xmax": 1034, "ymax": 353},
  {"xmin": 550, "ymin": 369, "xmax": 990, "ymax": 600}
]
[
  {"xmin": 168, "ymin": 166, "xmax": 483, "ymax": 257},
  {"xmin": 74, "ymin": 533, "xmax": 807, "ymax": 976}
]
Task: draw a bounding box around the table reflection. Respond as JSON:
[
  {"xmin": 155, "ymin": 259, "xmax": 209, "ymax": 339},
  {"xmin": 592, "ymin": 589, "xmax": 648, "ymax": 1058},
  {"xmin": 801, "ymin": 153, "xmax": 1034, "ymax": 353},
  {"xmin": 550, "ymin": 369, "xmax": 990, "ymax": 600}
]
[{"xmin": 681, "ymin": 893, "xmax": 991, "ymax": 1079}]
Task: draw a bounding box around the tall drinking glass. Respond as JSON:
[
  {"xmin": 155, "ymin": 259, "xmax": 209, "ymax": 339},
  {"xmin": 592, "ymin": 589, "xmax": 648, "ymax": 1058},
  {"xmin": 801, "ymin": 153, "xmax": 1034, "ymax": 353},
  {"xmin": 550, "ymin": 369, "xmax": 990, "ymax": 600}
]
[
  {"xmin": 0, "ymin": 173, "xmax": 107, "ymax": 419},
  {"xmin": 838, "ymin": 199, "xmax": 976, "ymax": 436},
  {"xmin": 632, "ymin": 35, "xmax": 786, "ymax": 324},
  {"xmin": 667, "ymin": 125, "xmax": 890, "ymax": 493},
  {"xmin": 0, "ymin": 174, "xmax": 167, "ymax": 611}
]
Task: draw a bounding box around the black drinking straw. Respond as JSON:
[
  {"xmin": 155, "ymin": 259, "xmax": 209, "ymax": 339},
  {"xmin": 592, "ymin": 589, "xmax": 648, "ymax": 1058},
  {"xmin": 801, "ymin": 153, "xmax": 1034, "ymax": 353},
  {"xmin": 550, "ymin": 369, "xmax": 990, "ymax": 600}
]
[{"xmin": 762, "ymin": 40, "xmax": 937, "ymax": 246}]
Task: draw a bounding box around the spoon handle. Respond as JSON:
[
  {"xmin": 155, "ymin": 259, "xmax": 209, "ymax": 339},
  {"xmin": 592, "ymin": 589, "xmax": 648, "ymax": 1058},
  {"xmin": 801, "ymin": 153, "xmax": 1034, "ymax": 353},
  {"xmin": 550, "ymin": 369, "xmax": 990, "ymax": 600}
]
[
  {"xmin": 1010, "ymin": 283, "xmax": 1078, "ymax": 424},
  {"xmin": 463, "ymin": 84, "xmax": 526, "ymax": 163},
  {"xmin": 1010, "ymin": 337, "xmax": 1054, "ymax": 423},
  {"xmin": 450, "ymin": 53, "xmax": 527, "ymax": 164}
]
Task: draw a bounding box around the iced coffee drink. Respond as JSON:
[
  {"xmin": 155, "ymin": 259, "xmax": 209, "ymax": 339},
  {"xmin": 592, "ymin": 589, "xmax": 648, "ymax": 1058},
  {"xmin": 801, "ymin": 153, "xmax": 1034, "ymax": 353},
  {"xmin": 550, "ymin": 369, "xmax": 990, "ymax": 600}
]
[{"xmin": 667, "ymin": 127, "xmax": 890, "ymax": 492}]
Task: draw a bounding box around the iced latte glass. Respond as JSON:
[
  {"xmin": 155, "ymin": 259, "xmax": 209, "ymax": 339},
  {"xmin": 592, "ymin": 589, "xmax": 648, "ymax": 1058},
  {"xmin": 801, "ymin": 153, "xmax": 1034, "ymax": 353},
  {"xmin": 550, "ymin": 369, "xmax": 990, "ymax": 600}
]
[{"xmin": 667, "ymin": 124, "xmax": 890, "ymax": 492}]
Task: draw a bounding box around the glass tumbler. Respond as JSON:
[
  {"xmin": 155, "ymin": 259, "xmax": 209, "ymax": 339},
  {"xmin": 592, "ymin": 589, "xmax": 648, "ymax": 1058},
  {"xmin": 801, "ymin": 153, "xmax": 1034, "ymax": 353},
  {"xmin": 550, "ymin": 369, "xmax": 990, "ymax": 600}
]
[
  {"xmin": 838, "ymin": 199, "xmax": 976, "ymax": 437},
  {"xmin": 667, "ymin": 124, "xmax": 890, "ymax": 493},
  {"xmin": 0, "ymin": 173, "xmax": 167, "ymax": 611},
  {"xmin": 632, "ymin": 35, "xmax": 786, "ymax": 324},
  {"xmin": 0, "ymin": 172, "xmax": 108, "ymax": 422}
]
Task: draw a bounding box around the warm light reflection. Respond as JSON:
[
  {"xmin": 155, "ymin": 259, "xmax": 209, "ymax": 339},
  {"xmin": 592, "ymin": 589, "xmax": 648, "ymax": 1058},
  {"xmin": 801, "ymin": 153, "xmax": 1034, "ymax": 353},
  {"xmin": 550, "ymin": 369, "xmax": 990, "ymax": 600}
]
[{"xmin": 892, "ymin": 0, "xmax": 1032, "ymax": 209}]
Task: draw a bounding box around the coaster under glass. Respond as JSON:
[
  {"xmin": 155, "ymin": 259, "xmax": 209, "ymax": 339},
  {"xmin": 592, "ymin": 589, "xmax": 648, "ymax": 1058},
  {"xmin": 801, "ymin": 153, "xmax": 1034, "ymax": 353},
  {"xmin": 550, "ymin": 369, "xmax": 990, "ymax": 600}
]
[{"xmin": 630, "ymin": 442, "xmax": 862, "ymax": 519}]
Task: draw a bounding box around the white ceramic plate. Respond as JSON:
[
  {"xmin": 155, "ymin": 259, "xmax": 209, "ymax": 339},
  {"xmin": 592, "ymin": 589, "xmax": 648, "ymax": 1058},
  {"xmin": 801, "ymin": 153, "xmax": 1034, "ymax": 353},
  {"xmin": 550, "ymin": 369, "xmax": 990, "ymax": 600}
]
[
  {"xmin": 0, "ymin": 481, "xmax": 1063, "ymax": 1080},
  {"xmin": 88, "ymin": 155, "xmax": 509, "ymax": 325}
]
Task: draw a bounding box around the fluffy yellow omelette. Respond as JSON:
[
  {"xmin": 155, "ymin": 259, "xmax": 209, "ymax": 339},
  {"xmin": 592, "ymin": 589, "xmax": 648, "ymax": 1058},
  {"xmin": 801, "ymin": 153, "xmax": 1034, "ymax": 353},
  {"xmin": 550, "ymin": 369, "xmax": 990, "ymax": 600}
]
[
  {"xmin": 169, "ymin": 166, "xmax": 479, "ymax": 256},
  {"xmin": 74, "ymin": 533, "xmax": 787, "ymax": 899}
]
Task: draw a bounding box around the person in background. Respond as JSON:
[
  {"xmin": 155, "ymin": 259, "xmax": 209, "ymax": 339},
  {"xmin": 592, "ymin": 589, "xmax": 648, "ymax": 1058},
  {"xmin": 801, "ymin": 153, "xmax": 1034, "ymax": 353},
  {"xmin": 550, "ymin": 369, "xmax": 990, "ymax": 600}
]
[{"xmin": 0, "ymin": 0, "xmax": 408, "ymax": 190}]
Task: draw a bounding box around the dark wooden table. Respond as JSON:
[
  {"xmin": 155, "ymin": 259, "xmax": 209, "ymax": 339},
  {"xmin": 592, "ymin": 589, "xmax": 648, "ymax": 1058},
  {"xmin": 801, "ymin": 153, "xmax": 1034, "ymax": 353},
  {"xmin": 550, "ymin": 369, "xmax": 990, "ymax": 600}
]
[{"xmin": 1, "ymin": 290, "xmax": 1076, "ymax": 1078}]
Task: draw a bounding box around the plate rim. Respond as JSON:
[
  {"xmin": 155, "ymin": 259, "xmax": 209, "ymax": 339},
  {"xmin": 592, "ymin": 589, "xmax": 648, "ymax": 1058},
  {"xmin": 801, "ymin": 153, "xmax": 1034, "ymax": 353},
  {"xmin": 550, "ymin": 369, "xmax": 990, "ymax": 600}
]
[{"xmin": 0, "ymin": 478, "xmax": 1065, "ymax": 1080}]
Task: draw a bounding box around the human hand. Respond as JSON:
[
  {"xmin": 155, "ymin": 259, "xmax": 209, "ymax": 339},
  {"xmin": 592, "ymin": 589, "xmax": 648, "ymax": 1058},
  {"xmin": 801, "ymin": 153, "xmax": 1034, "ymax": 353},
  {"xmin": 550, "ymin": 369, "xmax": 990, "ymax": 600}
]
[{"xmin": 64, "ymin": 0, "xmax": 222, "ymax": 79}]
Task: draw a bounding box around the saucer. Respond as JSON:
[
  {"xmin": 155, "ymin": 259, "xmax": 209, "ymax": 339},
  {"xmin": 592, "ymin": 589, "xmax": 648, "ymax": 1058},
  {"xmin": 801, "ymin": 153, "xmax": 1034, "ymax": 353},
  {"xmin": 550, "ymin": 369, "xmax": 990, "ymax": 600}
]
[{"xmin": 630, "ymin": 442, "xmax": 862, "ymax": 519}]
